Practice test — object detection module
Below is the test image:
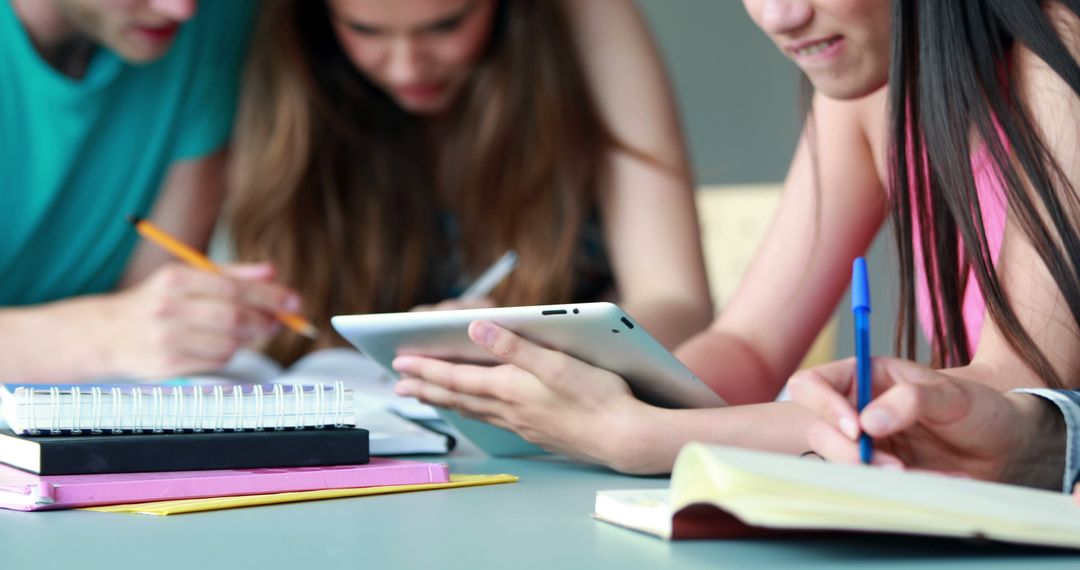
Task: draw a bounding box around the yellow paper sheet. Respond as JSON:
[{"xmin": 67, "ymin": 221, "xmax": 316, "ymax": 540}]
[{"xmin": 84, "ymin": 473, "xmax": 518, "ymax": 516}]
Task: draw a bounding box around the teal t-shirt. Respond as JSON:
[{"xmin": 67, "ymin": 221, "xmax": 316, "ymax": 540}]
[{"xmin": 0, "ymin": 1, "xmax": 254, "ymax": 306}]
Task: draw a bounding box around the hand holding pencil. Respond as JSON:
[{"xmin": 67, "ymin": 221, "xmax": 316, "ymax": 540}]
[
  {"xmin": 97, "ymin": 215, "xmax": 317, "ymax": 378},
  {"xmin": 127, "ymin": 215, "xmax": 318, "ymax": 339}
]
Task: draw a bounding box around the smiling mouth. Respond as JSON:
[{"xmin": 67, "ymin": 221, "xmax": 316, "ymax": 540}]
[
  {"xmin": 397, "ymin": 83, "xmax": 446, "ymax": 99},
  {"xmin": 132, "ymin": 23, "xmax": 180, "ymax": 42},
  {"xmin": 792, "ymin": 37, "xmax": 842, "ymax": 57}
]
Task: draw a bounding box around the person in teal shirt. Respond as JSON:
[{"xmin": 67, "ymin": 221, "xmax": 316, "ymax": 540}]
[{"xmin": 0, "ymin": 0, "xmax": 302, "ymax": 382}]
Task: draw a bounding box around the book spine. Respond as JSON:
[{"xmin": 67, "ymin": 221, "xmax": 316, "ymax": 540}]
[
  {"xmin": 34, "ymin": 428, "xmax": 370, "ymax": 475},
  {"xmin": 44, "ymin": 458, "xmax": 448, "ymax": 509}
]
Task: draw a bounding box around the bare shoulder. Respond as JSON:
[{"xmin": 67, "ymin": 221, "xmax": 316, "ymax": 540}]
[
  {"xmin": 814, "ymin": 87, "xmax": 887, "ymax": 146},
  {"xmin": 1045, "ymin": 1, "xmax": 1080, "ymax": 55},
  {"xmin": 1014, "ymin": 2, "xmax": 1080, "ymax": 93},
  {"xmin": 812, "ymin": 88, "xmax": 886, "ymax": 130},
  {"xmin": 558, "ymin": 0, "xmax": 644, "ymax": 35},
  {"xmin": 557, "ymin": 0, "xmax": 687, "ymax": 169},
  {"xmin": 1012, "ymin": 2, "xmax": 1080, "ymax": 162},
  {"xmin": 805, "ymin": 87, "xmax": 889, "ymax": 186},
  {"xmin": 556, "ymin": 0, "xmax": 660, "ymax": 85}
]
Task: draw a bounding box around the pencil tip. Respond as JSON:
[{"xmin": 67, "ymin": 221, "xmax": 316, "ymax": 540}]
[
  {"xmin": 125, "ymin": 213, "xmax": 142, "ymax": 225},
  {"xmin": 300, "ymin": 324, "xmax": 321, "ymax": 340}
]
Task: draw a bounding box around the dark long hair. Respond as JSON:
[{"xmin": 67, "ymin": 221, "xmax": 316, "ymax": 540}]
[
  {"xmin": 889, "ymin": 0, "xmax": 1080, "ymax": 387},
  {"xmin": 227, "ymin": 0, "xmax": 615, "ymax": 364}
]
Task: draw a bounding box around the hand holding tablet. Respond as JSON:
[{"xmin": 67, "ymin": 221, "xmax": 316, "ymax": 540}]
[{"xmin": 331, "ymin": 303, "xmax": 725, "ymax": 456}]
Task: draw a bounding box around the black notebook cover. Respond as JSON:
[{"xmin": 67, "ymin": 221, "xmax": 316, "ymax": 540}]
[{"xmin": 0, "ymin": 428, "xmax": 369, "ymax": 475}]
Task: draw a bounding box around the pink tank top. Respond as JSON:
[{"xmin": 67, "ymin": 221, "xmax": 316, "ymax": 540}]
[{"xmin": 913, "ymin": 141, "xmax": 1008, "ymax": 355}]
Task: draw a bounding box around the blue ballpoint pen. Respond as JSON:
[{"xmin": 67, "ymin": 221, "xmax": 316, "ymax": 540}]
[{"xmin": 852, "ymin": 257, "xmax": 874, "ymax": 465}]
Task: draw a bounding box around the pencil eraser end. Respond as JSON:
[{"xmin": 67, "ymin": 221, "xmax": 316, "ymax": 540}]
[{"xmin": 852, "ymin": 257, "xmax": 871, "ymax": 312}]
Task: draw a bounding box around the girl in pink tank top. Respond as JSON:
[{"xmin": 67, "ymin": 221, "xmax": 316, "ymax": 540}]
[{"xmin": 791, "ymin": 0, "xmax": 1080, "ymax": 489}]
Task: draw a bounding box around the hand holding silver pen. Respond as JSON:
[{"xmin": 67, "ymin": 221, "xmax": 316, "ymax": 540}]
[
  {"xmin": 460, "ymin": 250, "xmax": 519, "ymax": 300},
  {"xmin": 410, "ymin": 250, "xmax": 519, "ymax": 312}
]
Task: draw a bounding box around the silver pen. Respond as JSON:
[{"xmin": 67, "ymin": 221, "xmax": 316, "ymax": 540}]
[{"xmin": 460, "ymin": 250, "xmax": 519, "ymax": 300}]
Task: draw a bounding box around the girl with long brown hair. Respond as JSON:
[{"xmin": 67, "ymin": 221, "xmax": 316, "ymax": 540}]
[{"xmin": 226, "ymin": 0, "xmax": 713, "ymax": 366}]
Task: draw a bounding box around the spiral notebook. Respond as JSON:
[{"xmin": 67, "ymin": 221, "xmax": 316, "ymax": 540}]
[{"xmin": 0, "ymin": 381, "xmax": 355, "ymax": 435}]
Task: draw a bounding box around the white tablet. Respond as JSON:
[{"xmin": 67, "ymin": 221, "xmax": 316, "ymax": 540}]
[
  {"xmin": 331, "ymin": 303, "xmax": 724, "ymax": 457},
  {"xmin": 331, "ymin": 302, "xmax": 724, "ymax": 410}
]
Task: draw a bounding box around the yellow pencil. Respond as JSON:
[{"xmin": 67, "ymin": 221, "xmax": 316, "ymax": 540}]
[{"xmin": 126, "ymin": 214, "xmax": 319, "ymax": 340}]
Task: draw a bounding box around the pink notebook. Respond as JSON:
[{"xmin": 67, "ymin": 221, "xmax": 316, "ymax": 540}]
[{"xmin": 0, "ymin": 458, "xmax": 449, "ymax": 511}]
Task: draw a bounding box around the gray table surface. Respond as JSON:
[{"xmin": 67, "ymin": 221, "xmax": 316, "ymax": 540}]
[{"xmin": 3, "ymin": 441, "xmax": 1080, "ymax": 570}]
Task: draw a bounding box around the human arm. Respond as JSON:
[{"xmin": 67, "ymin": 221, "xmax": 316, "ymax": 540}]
[
  {"xmin": 394, "ymin": 320, "xmax": 817, "ymax": 473},
  {"xmin": 1017, "ymin": 389, "xmax": 1080, "ymax": 492},
  {"xmin": 120, "ymin": 149, "xmax": 228, "ymax": 285},
  {"xmin": 0, "ymin": 154, "xmax": 302, "ymax": 382},
  {"xmin": 561, "ymin": 0, "xmax": 711, "ymax": 348},
  {"xmin": 676, "ymin": 91, "xmax": 888, "ymax": 405}
]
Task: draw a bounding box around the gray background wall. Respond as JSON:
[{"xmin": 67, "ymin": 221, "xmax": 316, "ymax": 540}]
[
  {"xmin": 636, "ymin": 0, "xmax": 903, "ymax": 361},
  {"xmin": 636, "ymin": 0, "xmax": 801, "ymax": 184}
]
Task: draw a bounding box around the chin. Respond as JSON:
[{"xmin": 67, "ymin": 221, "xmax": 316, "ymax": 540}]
[
  {"xmin": 111, "ymin": 30, "xmax": 178, "ymax": 64},
  {"xmin": 812, "ymin": 77, "xmax": 887, "ymax": 101},
  {"xmin": 395, "ymin": 96, "xmax": 457, "ymax": 117},
  {"xmin": 115, "ymin": 45, "xmax": 172, "ymax": 65}
]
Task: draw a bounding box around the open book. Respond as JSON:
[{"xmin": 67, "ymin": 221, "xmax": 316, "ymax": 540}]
[
  {"xmin": 211, "ymin": 349, "xmax": 452, "ymax": 455},
  {"xmin": 594, "ymin": 443, "xmax": 1080, "ymax": 549}
]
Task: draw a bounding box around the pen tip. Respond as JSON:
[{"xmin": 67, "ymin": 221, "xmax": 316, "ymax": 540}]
[{"xmin": 125, "ymin": 213, "xmax": 142, "ymax": 226}]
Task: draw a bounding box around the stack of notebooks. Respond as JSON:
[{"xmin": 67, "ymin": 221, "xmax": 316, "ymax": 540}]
[{"xmin": 0, "ymin": 381, "xmax": 503, "ymax": 512}]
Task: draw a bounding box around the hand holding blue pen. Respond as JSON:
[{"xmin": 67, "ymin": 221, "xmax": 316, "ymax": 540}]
[{"xmin": 852, "ymin": 257, "xmax": 874, "ymax": 465}]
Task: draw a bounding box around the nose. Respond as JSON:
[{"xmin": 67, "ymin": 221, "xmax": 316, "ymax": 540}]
[
  {"xmin": 759, "ymin": 0, "xmax": 813, "ymax": 34},
  {"xmin": 149, "ymin": 0, "xmax": 198, "ymax": 22},
  {"xmin": 386, "ymin": 38, "xmax": 426, "ymax": 85}
]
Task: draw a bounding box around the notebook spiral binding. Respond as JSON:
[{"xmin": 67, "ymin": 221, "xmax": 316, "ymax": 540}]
[{"xmin": 15, "ymin": 382, "xmax": 350, "ymax": 435}]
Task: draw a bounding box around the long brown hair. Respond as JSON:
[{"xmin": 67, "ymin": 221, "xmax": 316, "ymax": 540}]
[
  {"xmin": 227, "ymin": 0, "xmax": 615, "ymax": 365},
  {"xmin": 889, "ymin": 0, "xmax": 1080, "ymax": 387}
]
